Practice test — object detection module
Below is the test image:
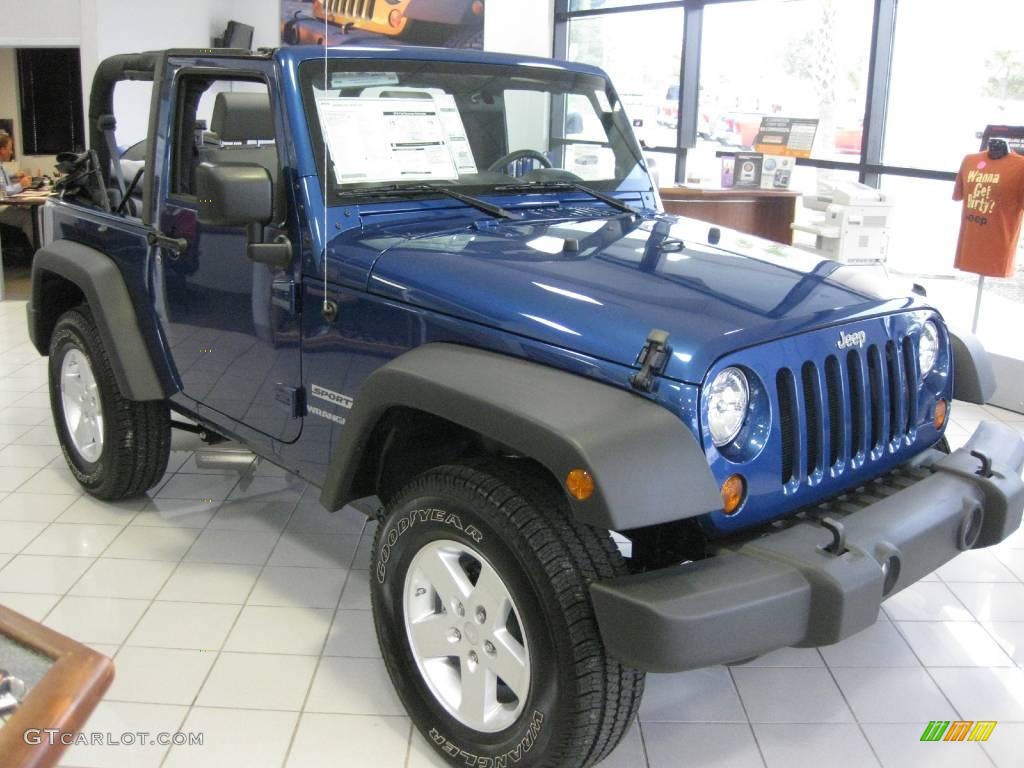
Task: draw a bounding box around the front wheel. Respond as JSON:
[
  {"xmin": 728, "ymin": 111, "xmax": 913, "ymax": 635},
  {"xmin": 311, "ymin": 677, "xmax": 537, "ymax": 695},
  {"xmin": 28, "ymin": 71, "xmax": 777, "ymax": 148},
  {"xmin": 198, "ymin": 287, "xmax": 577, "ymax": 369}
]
[
  {"xmin": 371, "ymin": 462, "xmax": 644, "ymax": 768},
  {"xmin": 48, "ymin": 306, "xmax": 171, "ymax": 500}
]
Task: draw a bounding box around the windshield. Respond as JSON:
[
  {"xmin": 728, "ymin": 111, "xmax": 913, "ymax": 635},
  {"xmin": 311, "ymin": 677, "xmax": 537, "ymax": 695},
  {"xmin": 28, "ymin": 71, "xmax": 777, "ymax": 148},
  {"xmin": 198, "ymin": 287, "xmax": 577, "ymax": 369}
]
[{"xmin": 299, "ymin": 58, "xmax": 652, "ymax": 203}]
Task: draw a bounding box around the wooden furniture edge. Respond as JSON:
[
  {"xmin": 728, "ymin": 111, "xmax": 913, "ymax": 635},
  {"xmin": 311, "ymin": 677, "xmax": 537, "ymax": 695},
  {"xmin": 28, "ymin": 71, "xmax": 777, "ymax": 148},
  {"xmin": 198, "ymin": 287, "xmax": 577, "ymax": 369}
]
[{"xmin": 0, "ymin": 604, "xmax": 115, "ymax": 768}]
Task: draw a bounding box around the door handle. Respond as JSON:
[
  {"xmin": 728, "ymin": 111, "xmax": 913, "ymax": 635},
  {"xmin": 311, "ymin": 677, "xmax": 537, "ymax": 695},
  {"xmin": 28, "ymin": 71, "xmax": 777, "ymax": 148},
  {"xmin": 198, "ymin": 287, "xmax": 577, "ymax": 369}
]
[{"xmin": 147, "ymin": 231, "xmax": 189, "ymax": 254}]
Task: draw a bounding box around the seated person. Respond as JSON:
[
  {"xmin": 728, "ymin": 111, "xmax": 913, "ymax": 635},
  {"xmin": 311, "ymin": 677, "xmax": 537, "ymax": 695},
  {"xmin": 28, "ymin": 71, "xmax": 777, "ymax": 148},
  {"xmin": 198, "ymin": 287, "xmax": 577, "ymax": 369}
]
[{"xmin": 0, "ymin": 133, "xmax": 36, "ymax": 248}]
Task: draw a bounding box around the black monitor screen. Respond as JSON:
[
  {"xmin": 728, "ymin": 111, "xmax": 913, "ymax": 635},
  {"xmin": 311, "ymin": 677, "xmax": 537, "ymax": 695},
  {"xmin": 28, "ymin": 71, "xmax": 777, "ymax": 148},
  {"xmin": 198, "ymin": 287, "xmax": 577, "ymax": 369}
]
[{"xmin": 222, "ymin": 21, "xmax": 254, "ymax": 50}]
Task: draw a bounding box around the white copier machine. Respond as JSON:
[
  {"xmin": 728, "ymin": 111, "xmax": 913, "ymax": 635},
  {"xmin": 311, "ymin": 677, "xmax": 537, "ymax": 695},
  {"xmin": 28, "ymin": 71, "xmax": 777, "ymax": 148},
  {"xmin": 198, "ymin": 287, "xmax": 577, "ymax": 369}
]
[{"xmin": 792, "ymin": 179, "xmax": 893, "ymax": 265}]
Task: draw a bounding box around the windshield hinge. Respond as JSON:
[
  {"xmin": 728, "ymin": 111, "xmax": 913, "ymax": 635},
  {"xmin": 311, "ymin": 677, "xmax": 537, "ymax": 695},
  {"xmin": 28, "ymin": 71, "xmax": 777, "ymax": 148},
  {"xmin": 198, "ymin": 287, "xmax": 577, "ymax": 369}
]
[{"xmin": 630, "ymin": 329, "xmax": 671, "ymax": 393}]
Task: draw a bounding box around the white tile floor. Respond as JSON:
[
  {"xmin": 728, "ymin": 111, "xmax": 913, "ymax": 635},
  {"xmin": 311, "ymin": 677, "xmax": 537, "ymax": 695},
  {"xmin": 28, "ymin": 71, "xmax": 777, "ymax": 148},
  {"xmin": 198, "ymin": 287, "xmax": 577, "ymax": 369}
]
[{"xmin": 1, "ymin": 297, "xmax": 1024, "ymax": 767}]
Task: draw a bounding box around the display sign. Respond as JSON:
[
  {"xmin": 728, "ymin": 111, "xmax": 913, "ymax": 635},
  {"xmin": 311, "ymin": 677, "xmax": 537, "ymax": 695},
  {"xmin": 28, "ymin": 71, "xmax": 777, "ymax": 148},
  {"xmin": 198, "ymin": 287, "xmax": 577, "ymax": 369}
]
[
  {"xmin": 979, "ymin": 125, "xmax": 1024, "ymax": 156},
  {"xmin": 753, "ymin": 117, "xmax": 819, "ymax": 158}
]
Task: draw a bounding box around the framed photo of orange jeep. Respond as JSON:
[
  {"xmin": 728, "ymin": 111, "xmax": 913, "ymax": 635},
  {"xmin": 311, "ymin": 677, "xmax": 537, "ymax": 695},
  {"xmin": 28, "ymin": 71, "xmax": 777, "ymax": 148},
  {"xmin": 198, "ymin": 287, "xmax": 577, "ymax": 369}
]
[{"xmin": 282, "ymin": 0, "xmax": 485, "ymax": 49}]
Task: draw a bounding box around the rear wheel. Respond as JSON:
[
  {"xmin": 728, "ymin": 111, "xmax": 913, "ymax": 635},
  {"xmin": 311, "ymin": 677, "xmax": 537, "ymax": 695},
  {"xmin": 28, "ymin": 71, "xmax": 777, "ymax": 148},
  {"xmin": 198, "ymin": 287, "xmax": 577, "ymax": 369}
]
[
  {"xmin": 48, "ymin": 307, "xmax": 171, "ymax": 500},
  {"xmin": 371, "ymin": 461, "xmax": 644, "ymax": 768}
]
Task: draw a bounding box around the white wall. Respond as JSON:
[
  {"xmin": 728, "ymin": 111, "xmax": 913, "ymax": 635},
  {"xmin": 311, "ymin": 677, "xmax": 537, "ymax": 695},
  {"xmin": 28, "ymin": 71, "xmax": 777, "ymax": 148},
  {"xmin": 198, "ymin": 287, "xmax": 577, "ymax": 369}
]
[
  {"xmin": 79, "ymin": 0, "xmax": 246, "ymax": 147},
  {"xmin": 0, "ymin": 0, "xmax": 81, "ymax": 46},
  {"xmin": 485, "ymin": 0, "xmax": 554, "ymax": 58}
]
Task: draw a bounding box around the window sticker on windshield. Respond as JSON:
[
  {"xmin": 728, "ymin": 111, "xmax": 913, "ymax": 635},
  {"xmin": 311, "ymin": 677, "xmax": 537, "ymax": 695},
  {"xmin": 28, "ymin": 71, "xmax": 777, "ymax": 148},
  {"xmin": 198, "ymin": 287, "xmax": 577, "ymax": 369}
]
[
  {"xmin": 329, "ymin": 72, "xmax": 400, "ymax": 90},
  {"xmin": 314, "ymin": 96, "xmax": 459, "ymax": 184},
  {"xmin": 594, "ymin": 90, "xmax": 612, "ymax": 113},
  {"xmin": 564, "ymin": 144, "xmax": 615, "ymax": 181},
  {"xmin": 433, "ymin": 94, "xmax": 478, "ymax": 174},
  {"xmin": 358, "ymin": 87, "xmax": 478, "ymax": 176}
]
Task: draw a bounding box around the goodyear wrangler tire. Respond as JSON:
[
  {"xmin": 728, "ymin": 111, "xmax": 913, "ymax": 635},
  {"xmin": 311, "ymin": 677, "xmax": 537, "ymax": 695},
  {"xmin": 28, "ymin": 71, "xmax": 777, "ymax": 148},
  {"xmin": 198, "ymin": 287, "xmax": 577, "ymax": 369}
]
[
  {"xmin": 48, "ymin": 307, "xmax": 171, "ymax": 500},
  {"xmin": 371, "ymin": 462, "xmax": 644, "ymax": 768}
]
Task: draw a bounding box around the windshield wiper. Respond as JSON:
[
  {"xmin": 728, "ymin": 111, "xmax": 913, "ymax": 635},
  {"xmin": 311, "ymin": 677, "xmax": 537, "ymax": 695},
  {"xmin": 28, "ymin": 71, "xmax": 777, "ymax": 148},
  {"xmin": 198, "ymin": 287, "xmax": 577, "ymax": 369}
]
[
  {"xmin": 336, "ymin": 183, "xmax": 519, "ymax": 220},
  {"xmin": 492, "ymin": 181, "xmax": 642, "ymax": 216}
]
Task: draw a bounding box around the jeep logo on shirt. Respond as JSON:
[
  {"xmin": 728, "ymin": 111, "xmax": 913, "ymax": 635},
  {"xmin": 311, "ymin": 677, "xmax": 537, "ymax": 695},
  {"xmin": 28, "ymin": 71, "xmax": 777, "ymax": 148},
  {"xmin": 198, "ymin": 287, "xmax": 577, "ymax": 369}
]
[{"xmin": 837, "ymin": 330, "xmax": 867, "ymax": 350}]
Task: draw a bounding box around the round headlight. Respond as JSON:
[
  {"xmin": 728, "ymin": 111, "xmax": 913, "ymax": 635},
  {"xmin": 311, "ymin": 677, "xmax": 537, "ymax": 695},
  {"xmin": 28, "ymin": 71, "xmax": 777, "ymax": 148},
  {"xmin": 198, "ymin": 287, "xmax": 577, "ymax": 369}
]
[
  {"xmin": 707, "ymin": 367, "xmax": 749, "ymax": 447},
  {"xmin": 919, "ymin": 320, "xmax": 940, "ymax": 379}
]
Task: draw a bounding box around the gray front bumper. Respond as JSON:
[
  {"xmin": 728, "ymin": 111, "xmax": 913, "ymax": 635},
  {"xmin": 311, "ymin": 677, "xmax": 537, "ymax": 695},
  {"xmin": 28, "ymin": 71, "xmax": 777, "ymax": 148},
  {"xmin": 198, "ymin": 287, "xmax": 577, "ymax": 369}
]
[{"xmin": 591, "ymin": 421, "xmax": 1024, "ymax": 672}]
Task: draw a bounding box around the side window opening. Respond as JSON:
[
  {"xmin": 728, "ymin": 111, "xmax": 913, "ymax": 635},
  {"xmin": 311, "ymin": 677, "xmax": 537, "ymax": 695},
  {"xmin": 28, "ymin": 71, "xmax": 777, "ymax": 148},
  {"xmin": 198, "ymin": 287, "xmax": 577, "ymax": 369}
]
[{"xmin": 170, "ymin": 76, "xmax": 279, "ymax": 214}]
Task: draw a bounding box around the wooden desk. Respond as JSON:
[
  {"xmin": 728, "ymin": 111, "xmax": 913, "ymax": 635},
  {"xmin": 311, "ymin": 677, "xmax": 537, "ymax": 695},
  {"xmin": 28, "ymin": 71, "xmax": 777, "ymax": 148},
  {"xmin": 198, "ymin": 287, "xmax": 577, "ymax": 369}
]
[
  {"xmin": 0, "ymin": 604, "xmax": 114, "ymax": 768},
  {"xmin": 0, "ymin": 191, "xmax": 51, "ymax": 301},
  {"xmin": 0, "ymin": 191, "xmax": 52, "ymax": 248},
  {"xmin": 659, "ymin": 187, "xmax": 799, "ymax": 245}
]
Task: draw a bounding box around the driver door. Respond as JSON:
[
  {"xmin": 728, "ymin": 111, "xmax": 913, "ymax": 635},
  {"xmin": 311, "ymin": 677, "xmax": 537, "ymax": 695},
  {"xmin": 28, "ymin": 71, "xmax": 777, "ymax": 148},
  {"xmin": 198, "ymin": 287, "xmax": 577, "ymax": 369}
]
[{"xmin": 154, "ymin": 68, "xmax": 302, "ymax": 443}]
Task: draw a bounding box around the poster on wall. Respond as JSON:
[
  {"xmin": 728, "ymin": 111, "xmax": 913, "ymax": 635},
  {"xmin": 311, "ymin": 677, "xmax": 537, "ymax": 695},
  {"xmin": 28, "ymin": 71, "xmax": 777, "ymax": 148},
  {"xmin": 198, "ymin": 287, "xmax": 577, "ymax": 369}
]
[
  {"xmin": 0, "ymin": 119, "xmax": 14, "ymax": 159},
  {"xmin": 280, "ymin": 1, "xmax": 485, "ymax": 49}
]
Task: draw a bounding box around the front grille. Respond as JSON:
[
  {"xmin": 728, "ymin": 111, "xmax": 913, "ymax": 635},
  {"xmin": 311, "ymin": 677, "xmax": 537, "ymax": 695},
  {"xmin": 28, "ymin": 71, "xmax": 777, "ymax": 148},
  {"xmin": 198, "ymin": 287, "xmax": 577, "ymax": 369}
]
[
  {"xmin": 779, "ymin": 336, "xmax": 917, "ymax": 486},
  {"xmin": 326, "ymin": 0, "xmax": 377, "ymax": 19}
]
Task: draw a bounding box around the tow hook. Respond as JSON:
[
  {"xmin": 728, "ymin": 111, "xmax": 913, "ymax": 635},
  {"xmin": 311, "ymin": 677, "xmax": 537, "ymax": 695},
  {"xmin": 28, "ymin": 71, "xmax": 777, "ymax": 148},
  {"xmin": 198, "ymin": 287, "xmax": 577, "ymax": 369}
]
[
  {"xmin": 970, "ymin": 450, "xmax": 994, "ymax": 478},
  {"xmin": 820, "ymin": 516, "xmax": 847, "ymax": 556}
]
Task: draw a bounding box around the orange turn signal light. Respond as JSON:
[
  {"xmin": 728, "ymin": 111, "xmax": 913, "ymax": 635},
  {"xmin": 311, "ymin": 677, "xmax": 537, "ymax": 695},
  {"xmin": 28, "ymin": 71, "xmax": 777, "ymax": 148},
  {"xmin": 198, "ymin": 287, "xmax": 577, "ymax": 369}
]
[
  {"xmin": 566, "ymin": 469, "xmax": 595, "ymax": 501},
  {"xmin": 388, "ymin": 9, "xmax": 404, "ymax": 27},
  {"xmin": 471, "ymin": 1, "xmax": 485, "ymax": 16},
  {"xmin": 934, "ymin": 399, "xmax": 948, "ymax": 430},
  {"xmin": 721, "ymin": 474, "xmax": 746, "ymax": 516}
]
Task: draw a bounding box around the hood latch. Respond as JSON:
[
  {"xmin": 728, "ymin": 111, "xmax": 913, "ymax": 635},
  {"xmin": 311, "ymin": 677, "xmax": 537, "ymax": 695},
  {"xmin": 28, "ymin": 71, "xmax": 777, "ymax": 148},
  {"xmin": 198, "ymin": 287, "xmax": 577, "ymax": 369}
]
[{"xmin": 630, "ymin": 329, "xmax": 671, "ymax": 393}]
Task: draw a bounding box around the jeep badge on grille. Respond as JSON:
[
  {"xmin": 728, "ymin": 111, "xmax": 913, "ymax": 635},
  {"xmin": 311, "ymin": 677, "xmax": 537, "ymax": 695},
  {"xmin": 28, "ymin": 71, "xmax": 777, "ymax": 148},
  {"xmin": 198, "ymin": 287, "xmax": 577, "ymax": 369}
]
[{"xmin": 837, "ymin": 330, "xmax": 867, "ymax": 349}]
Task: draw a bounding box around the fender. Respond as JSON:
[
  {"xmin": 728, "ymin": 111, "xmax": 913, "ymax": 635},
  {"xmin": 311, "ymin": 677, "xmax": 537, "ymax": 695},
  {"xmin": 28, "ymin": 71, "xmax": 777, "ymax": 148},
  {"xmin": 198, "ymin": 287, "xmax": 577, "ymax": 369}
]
[
  {"xmin": 319, "ymin": 343, "xmax": 723, "ymax": 530},
  {"xmin": 950, "ymin": 331, "xmax": 995, "ymax": 405},
  {"xmin": 28, "ymin": 239, "xmax": 166, "ymax": 401}
]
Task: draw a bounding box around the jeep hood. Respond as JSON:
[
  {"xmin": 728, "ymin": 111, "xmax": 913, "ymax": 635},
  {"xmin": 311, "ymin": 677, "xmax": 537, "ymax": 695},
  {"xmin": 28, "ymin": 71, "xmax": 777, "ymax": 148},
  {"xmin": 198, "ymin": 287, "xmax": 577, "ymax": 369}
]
[{"xmin": 363, "ymin": 212, "xmax": 924, "ymax": 384}]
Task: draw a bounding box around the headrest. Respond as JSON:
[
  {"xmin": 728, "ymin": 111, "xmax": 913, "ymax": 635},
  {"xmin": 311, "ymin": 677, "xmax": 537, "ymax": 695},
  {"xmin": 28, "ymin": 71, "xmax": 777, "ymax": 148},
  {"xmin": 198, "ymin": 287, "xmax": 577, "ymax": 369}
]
[{"xmin": 210, "ymin": 92, "xmax": 274, "ymax": 142}]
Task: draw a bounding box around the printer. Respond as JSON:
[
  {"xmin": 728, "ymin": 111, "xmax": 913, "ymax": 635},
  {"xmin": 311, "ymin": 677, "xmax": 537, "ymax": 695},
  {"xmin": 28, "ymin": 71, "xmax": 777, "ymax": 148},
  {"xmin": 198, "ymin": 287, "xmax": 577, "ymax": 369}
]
[{"xmin": 792, "ymin": 179, "xmax": 892, "ymax": 265}]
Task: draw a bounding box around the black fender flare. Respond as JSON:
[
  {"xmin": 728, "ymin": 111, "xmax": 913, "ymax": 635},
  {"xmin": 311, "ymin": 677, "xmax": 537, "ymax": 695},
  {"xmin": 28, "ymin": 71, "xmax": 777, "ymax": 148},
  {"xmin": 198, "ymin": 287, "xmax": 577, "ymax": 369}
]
[
  {"xmin": 320, "ymin": 343, "xmax": 722, "ymax": 530},
  {"xmin": 950, "ymin": 331, "xmax": 995, "ymax": 405},
  {"xmin": 28, "ymin": 239, "xmax": 166, "ymax": 401}
]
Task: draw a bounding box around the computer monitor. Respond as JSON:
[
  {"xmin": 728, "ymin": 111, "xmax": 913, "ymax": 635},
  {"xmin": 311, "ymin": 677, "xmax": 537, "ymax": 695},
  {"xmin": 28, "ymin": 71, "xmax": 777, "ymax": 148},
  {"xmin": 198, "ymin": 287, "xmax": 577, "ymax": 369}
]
[{"xmin": 216, "ymin": 20, "xmax": 254, "ymax": 50}]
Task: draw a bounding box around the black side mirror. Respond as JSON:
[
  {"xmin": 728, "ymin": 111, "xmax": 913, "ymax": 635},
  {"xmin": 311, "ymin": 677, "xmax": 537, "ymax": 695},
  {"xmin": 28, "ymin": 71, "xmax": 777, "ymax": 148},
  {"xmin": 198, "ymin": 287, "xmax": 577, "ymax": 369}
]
[{"xmin": 196, "ymin": 161, "xmax": 272, "ymax": 226}]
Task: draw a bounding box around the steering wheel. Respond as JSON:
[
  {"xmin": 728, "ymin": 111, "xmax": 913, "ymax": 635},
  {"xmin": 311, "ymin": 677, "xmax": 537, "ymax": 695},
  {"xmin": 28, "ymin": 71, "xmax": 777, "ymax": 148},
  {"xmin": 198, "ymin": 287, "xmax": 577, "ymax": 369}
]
[{"xmin": 487, "ymin": 148, "xmax": 553, "ymax": 173}]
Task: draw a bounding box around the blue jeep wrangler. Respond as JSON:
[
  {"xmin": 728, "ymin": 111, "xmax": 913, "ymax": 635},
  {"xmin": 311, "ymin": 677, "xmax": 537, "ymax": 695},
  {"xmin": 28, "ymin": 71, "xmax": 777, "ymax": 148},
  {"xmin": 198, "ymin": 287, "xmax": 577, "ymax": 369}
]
[{"xmin": 27, "ymin": 45, "xmax": 1024, "ymax": 767}]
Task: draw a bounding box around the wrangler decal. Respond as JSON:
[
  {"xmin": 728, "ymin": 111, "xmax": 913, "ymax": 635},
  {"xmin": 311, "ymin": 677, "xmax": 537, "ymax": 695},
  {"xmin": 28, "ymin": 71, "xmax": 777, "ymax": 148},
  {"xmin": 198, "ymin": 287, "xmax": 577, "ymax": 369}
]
[{"xmin": 428, "ymin": 711, "xmax": 545, "ymax": 767}]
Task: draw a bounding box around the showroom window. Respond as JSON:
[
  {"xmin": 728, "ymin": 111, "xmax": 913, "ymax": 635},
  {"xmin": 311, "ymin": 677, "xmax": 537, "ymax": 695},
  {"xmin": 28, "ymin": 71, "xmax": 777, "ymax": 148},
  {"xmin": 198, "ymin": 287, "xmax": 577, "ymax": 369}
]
[
  {"xmin": 556, "ymin": 0, "xmax": 1023, "ymax": 283},
  {"xmin": 878, "ymin": 175, "xmax": 963, "ymax": 276},
  {"xmin": 885, "ymin": 0, "xmax": 1024, "ymax": 173},
  {"xmin": 692, "ymin": 0, "xmax": 873, "ymax": 182},
  {"xmin": 568, "ymin": 0, "xmax": 671, "ymax": 10},
  {"xmin": 566, "ymin": 5, "xmax": 685, "ymax": 154}
]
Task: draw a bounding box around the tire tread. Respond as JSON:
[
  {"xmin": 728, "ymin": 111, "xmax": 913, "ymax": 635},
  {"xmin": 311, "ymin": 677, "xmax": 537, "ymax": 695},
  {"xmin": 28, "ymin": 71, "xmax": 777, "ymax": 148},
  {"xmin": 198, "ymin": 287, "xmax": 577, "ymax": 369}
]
[
  {"xmin": 378, "ymin": 460, "xmax": 643, "ymax": 768},
  {"xmin": 48, "ymin": 306, "xmax": 170, "ymax": 500}
]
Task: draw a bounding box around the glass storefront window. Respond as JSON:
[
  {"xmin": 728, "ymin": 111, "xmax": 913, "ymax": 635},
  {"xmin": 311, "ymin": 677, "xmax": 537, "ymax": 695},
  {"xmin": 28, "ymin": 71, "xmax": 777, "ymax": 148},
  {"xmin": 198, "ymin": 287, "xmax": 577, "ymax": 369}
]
[
  {"xmin": 879, "ymin": 175, "xmax": 963, "ymax": 277},
  {"xmin": 567, "ymin": 8, "xmax": 684, "ymax": 152},
  {"xmin": 698, "ymin": 0, "xmax": 873, "ymax": 163},
  {"xmin": 881, "ymin": 177, "xmax": 1024, "ymax": 366},
  {"xmin": 885, "ymin": 0, "xmax": 1024, "ymax": 172},
  {"xmin": 569, "ymin": 1, "xmax": 675, "ymax": 11}
]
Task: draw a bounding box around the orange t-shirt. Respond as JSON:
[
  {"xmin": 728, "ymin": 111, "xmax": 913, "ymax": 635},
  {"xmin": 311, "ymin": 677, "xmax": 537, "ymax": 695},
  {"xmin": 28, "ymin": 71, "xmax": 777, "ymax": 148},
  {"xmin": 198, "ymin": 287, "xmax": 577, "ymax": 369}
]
[{"xmin": 953, "ymin": 151, "xmax": 1024, "ymax": 277}]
